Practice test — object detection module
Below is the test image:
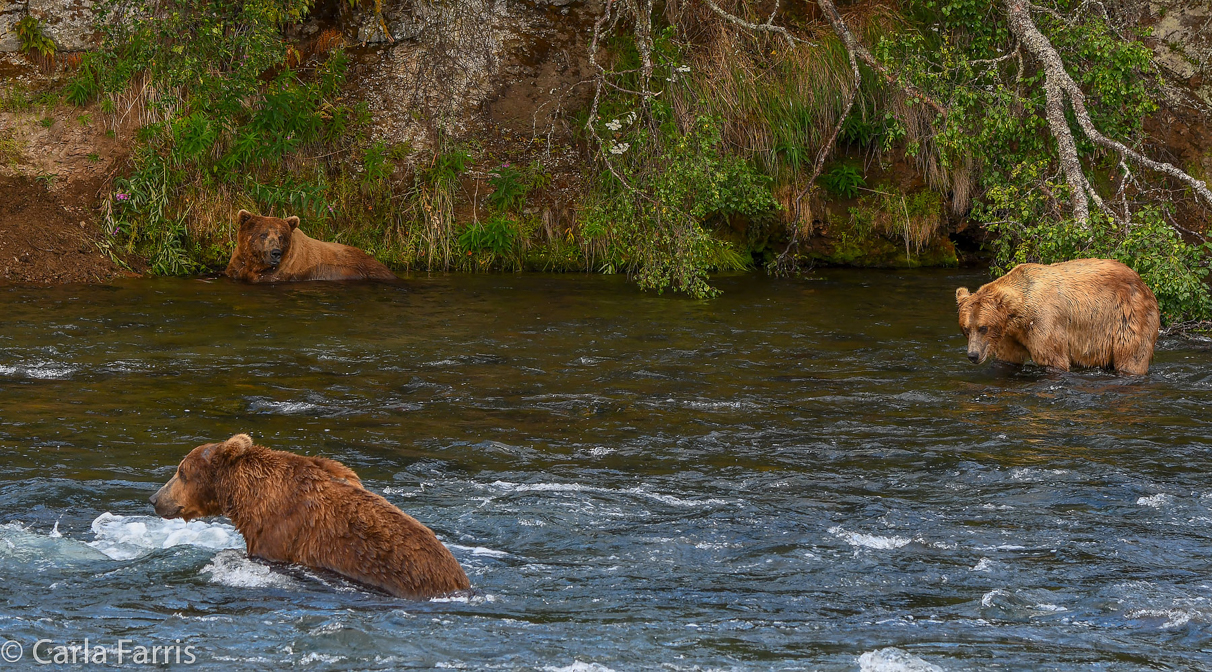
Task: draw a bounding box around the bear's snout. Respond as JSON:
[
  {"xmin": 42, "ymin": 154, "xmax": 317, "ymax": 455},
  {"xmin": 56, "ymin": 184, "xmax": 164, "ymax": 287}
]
[
  {"xmin": 150, "ymin": 480, "xmax": 183, "ymax": 518},
  {"xmin": 967, "ymin": 349, "xmax": 981, "ymax": 364},
  {"xmin": 267, "ymin": 248, "xmax": 283, "ymax": 266}
]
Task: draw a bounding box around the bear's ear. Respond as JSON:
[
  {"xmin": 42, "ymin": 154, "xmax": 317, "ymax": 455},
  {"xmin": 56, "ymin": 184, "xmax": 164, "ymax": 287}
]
[
  {"xmin": 955, "ymin": 287, "xmax": 970, "ymax": 305},
  {"xmin": 214, "ymin": 433, "xmax": 254, "ymax": 460},
  {"xmin": 237, "ymin": 210, "xmax": 254, "ymax": 229},
  {"xmin": 285, "ymin": 216, "xmax": 299, "ymax": 231}
]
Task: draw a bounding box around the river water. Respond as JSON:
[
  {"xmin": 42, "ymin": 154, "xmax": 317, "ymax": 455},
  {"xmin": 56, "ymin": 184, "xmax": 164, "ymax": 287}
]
[{"xmin": 0, "ymin": 270, "xmax": 1209, "ymax": 671}]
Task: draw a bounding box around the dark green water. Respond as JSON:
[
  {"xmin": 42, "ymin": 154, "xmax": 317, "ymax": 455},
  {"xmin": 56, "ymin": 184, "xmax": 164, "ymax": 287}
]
[{"xmin": 0, "ymin": 270, "xmax": 1210, "ymax": 670}]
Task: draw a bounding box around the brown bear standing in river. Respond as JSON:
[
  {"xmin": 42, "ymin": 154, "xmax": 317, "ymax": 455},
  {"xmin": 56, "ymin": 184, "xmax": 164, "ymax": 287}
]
[
  {"xmin": 150, "ymin": 433, "xmax": 470, "ymax": 600},
  {"xmin": 225, "ymin": 210, "xmax": 398, "ymax": 283},
  {"xmin": 955, "ymin": 259, "xmax": 1160, "ymax": 375}
]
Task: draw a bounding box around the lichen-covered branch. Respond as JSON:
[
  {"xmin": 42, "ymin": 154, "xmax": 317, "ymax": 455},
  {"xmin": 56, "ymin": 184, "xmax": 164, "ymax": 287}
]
[
  {"xmin": 585, "ymin": 0, "xmax": 638, "ymax": 194},
  {"xmin": 634, "ymin": 0, "xmax": 655, "ymax": 109},
  {"xmin": 816, "ymin": 0, "xmax": 947, "ymax": 116},
  {"xmin": 699, "ymin": 0, "xmax": 811, "ymax": 49},
  {"xmin": 1006, "ymin": 0, "xmax": 1212, "ymax": 222}
]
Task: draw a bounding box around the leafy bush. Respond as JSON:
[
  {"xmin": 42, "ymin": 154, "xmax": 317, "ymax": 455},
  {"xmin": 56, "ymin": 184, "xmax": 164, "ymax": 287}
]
[
  {"xmin": 423, "ymin": 149, "xmax": 471, "ymax": 187},
  {"xmin": 487, "ymin": 161, "xmax": 550, "ymax": 213},
  {"xmin": 108, "ymin": 149, "xmax": 200, "ymax": 275},
  {"xmin": 459, "ymin": 214, "xmax": 519, "ymax": 258},
  {"xmin": 839, "ymin": 112, "xmax": 905, "ymax": 152},
  {"xmin": 14, "ymin": 16, "xmax": 55, "ymax": 59},
  {"xmin": 820, "ymin": 164, "xmax": 867, "ymax": 199},
  {"xmin": 584, "ymin": 115, "xmax": 777, "ymax": 298}
]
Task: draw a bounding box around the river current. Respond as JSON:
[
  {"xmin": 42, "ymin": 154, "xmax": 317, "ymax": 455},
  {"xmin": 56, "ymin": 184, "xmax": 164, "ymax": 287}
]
[{"xmin": 0, "ymin": 270, "xmax": 1210, "ymax": 670}]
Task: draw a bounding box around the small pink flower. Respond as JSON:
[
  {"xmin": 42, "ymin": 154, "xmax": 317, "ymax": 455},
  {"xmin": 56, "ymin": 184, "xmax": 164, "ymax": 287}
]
[{"xmin": 115, "ymin": 193, "xmax": 130, "ymax": 201}]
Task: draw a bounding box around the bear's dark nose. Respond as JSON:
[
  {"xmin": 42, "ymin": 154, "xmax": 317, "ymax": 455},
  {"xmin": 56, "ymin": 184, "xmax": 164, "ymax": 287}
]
[
  {"xmin": 967, "ymin": 351, "xmax": 980, "ymax": 364},
  {"xmin": 148, "ymin": 491, "xmax": 159, "ymax": 505},
  {"xmin": 270, "ymin": 249, "xmax": 282, "ymax": 262}
]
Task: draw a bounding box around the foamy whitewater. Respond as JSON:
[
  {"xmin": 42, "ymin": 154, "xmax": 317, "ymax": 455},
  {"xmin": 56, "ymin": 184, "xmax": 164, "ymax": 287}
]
[
  {"xmin": 200, "ymin": 550, "xmax": 299, "ymax": 590},
  {"xmin": 858, "ymin": 648, "xmax": 945, "ymax": 672},
  {"xmin": 87, "ymin": 513, "xmax": 245, "ymax": 560}
]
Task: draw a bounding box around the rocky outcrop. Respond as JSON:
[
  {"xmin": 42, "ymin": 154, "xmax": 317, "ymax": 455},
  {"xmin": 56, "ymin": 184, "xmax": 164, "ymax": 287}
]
[
  {"xmin": 0, "ymin": 0, "xmax": 99, "ymax": 53},
  {"xmin": 337, "ymin": 0, "xmax": 594, "ymax": 147},
  {"xmin": 1146, "ymin": 0, "xmax": 1212, "ymax": 106}
]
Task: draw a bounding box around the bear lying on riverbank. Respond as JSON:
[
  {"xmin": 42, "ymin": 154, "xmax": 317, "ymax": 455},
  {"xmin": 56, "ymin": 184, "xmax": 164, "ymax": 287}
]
[
  {"xmin": 150, "ymin": 433, "xmax": 470, "ymax": 599},
  {"xmin": 225, "ymin": 210, "xmax": 398, "ymax": 283},
  {"xmin": 955, "ymin": 259, "xmax": 1160, "ymax": 375}
]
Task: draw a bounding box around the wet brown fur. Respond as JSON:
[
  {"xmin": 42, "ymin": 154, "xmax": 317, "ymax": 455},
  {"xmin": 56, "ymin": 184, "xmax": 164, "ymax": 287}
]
[
  {"xmin": 150, "ymin": 434, "xmax": 470, "ymax": 600},
  {"xmin": 955, "ymin": 259, "xmax": 1160, "ymax": 375},
  {"xmin": 225, "ymin": 210, "xmax": 398, "ymax": 283}
]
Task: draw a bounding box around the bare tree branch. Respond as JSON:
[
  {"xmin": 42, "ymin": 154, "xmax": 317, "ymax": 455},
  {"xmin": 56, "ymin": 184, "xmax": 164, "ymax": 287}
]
[
  {"xmin": 699, "ymin": 0, "xmax": 812, "ymax": 49},
  {"xmin": 816, "ymin": 0, "xmax": 948, "ymax": 116},
  {"xmin": 1005, "ymin": 0, "xmax": 1097, "ymax": 222},
  {"xmin": 776, "ymin": 21, "xmax": 859, "ymax": 273},
  {"xmin": 792, "ymin": 7, "xmax": 861, "ymax": 230},
  {"xmin": 585, "ymin": 0, "xmax": 644, "ymax": 196},
  {"xmin": 634, "ymin": 0, "xmax": 656, "ymax": 114},
  {"xmin": 1006, "ymin": 0, "xmax": 1212, "ymax": 222}
]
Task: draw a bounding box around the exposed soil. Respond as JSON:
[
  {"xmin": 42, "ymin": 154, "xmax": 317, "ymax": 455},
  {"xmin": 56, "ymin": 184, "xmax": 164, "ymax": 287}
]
[
  {"xmin": 0, "ymin": 175, "xmax": 124, "ymax": 283},
  {"xmin": 0, "ymin": 53, "xmax": 137, "ymax": 284},
  {"xmin": 1143, "ymin": 100, "xmax": 1212, "ymax": 237}
]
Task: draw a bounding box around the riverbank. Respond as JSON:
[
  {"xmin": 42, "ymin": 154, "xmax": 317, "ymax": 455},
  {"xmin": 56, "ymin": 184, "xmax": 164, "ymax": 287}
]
[{"xmin": 1, "ymin": 2, "xmax": 1210, "ymax": 314}]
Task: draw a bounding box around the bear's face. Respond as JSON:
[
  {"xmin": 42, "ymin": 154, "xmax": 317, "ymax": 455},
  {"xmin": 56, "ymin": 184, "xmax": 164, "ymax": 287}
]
[
  {"xmin": 955, "ymin": 287, "xmax": 1007, "ymax": 364},
  {"xmin": 150, "ymin": 434, "xmax": 253, "ymax": 520},
  {"xmin": 236, "ymin": 210, "xmax": 300, "ymax": 274}
]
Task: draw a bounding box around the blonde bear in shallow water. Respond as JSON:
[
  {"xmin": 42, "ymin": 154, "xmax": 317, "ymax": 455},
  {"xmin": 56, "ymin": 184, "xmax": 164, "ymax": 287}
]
[{"xmin": 955, "ymin": 258, "xmax": 1159, "ymax": 375}]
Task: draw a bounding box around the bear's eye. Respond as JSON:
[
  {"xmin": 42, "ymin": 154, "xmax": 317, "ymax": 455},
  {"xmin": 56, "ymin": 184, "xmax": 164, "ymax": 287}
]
[
  {"xmin": 978, "ymin": 326, "xmax": 988, "ymax": 335},
  {"xmin": 260, "ymin": 233, "xmax": 268, "ymax": 240}
]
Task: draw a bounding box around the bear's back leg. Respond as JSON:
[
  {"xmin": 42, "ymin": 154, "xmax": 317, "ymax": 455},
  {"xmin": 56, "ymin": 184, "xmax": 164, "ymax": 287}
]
[{"xmin": 1110, "ymin": 288, "xmax": 1160, "ymax": 376}]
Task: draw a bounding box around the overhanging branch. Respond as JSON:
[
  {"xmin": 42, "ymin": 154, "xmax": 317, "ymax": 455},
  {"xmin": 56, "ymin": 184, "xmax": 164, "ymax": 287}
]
[
  {"xmin": 700, "ymin": 0, "xmax": 812, "ymax": 49},
  {"xmin": 1006, "ymin": 0, "xmax": 1212, "ymax": 222}
]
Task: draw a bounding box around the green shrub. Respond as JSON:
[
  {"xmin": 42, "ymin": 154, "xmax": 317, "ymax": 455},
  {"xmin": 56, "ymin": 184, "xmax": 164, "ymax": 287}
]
[
  {"xmin": 820, "ymin": 164, "xmax": 867, "ymax": 199},
  {"xmin": 487, "ymin": 161, "xmax": 549, "ymax": 213},
  {"xmin": 584, "ymin": 115, "xmax": 777, "ymax": 298},
  {"xmin": 15, "ymin": 16, "xmax": 55, "ymax": 59},
  {"xmin": 459, "ymin": 214, "xmax": 519, "ymax": 258}
]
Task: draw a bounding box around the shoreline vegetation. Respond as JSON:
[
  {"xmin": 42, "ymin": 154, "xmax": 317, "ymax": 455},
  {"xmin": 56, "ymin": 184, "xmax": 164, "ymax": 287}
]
[{"xmin": 0, "ymin": 0, "xmax": 1209, "ymax": 320}]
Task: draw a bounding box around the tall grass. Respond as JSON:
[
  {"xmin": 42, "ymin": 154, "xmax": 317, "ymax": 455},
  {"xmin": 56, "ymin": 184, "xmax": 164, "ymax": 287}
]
[{"xmin": 674, "ymin": 2, "xmax": 901, "ymax": 180}]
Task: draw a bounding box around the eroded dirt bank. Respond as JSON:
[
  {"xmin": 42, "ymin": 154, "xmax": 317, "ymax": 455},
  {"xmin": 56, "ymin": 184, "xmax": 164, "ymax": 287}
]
[{"xmin": 0, "ymin": 175, "xmax": 123, "ymax": 283}]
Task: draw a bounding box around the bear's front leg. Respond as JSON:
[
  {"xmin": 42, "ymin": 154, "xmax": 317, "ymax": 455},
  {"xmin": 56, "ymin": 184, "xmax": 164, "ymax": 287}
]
[
  {"xmin": 1029, "ymin": 349, "xmax": 1072, "ymax": 372},
  {"xmin": 993, "ymin": 338, "xmax": 1030, "ymax": 365}
]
